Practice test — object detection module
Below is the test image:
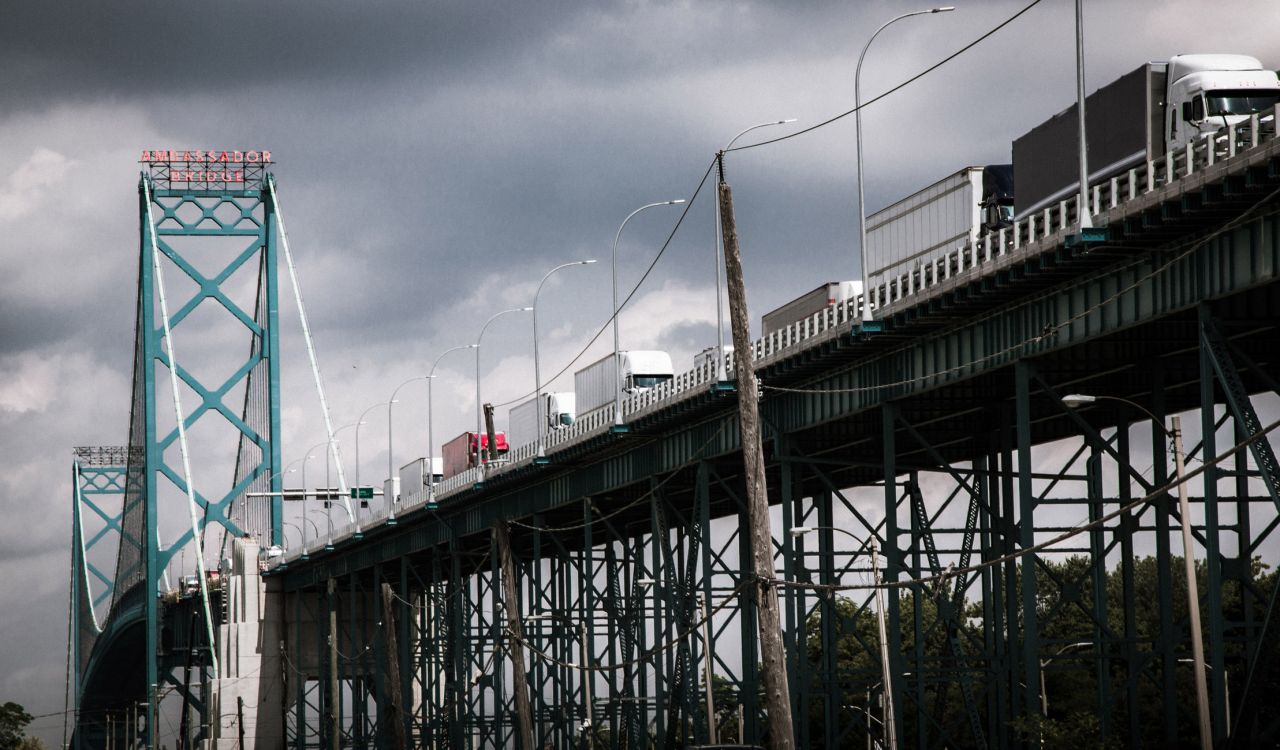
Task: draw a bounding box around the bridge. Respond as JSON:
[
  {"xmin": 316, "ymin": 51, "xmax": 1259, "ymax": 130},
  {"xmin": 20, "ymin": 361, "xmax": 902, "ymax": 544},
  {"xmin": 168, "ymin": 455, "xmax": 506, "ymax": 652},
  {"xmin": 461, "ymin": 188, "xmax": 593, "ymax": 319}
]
[{"xmin": 70, "ymin": 110, "xmax": 1280, "ymax": 749}]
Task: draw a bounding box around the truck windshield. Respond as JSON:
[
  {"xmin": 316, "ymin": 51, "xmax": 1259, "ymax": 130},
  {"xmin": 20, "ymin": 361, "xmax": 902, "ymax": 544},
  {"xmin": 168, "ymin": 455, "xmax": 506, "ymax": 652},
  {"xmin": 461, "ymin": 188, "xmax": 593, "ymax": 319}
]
[
  {"xmin": 632, "ymin": 375, "xmax": 670, "ymax": 389},
  {"xmin": 1206, "ymin": 89, "xmax": 1280, "ymax": 116}
]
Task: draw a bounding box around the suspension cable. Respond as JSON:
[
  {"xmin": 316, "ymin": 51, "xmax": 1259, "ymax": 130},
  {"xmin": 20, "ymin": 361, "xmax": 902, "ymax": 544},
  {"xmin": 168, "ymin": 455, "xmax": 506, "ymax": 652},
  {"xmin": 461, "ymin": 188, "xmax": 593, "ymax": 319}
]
[
  {"xmin": 266, "ymin": 176, "xmax": 355, "ymax": 523},
  {"xmin": 142, "ymin": 177, "xmax": 220, "ymax": 680}
]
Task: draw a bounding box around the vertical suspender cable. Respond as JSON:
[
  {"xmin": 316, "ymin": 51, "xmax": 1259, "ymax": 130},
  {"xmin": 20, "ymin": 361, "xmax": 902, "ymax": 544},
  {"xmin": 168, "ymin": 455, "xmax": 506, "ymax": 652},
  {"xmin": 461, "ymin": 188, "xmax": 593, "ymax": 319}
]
[
  {"xmin": 143, "ymin": 178, "xmax": 220, "ymax": 681},
  {"xmin": 72, "ymin": 474, "xmax": 102, "ymax": 634},
  {"xmin": 266, "ymin": 176, "xmax": 355, "ymax": 523}
]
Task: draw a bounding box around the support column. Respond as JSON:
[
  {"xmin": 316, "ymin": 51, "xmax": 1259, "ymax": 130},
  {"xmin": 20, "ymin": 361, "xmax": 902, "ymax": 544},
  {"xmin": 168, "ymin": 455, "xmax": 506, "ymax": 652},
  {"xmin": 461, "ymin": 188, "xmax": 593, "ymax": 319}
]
[{"xmin": 1014, "ymin": 361, "xmax": 1042, "ymax": 721}]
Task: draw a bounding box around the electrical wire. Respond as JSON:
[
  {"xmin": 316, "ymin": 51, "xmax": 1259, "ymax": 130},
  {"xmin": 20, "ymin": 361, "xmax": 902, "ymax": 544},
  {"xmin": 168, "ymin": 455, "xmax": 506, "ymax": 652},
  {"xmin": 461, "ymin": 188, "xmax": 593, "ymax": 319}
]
[
  {"xmin": 490, "ymin": 158, "xmax": 717, "ymax": 410},
  {"xmin": 727, "ymin": 0, "xmax": 1048, "ymax": 154},
  {"xmin": 774, "ymin": 414, "xmax": 1280, "ymax": 592},
  {"xmin": 511, "ymin": 580, "xmax": 750, "ymax": 673},
  {"xmin": 507, "ymin": 419, "xmax": 729, "ymax": 533}
]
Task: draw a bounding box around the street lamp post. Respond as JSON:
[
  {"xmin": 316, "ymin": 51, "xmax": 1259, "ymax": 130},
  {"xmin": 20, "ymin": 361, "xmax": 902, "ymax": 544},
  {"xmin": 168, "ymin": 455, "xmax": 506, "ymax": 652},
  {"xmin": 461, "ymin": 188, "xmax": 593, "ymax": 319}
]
[
  {"xmin": 476, "ymin": 308, "xmax": 533, "ymax": 483},
  {"xmin": 353, "ymin": 400, "xmax": 390, "ymax": 493},
  {"xmin": 1074, "ymin": 0, "xmax": 1092, "ymax": 230},
  {"xmin": 300, "ymin": 443, "xmax": 328, "ymax": 555},
  {"xmin": 1061, "ymin": 393, "xmax": 1211, "ymax": 749},
  {"xmin": 388, "ymin": 376, "xmax": 430, "ymax": 516},
  {"xmin": 1038, "ymin": 641, "xmax": 1093, "ymax": 716},
  {"xmin": 611, "ymin": 200, "xmax": 685, "ymax": 433},
  {"xmin": 532, "ymin": 260, "xmax": 596, "ymax": 462},
  {"xmin": 855, "ymin": 6, "xmax": 955, "ymax": 331},
  {"xmin": 333, "ymin": 420, "xmax": 365, "ymax": 525},
  {"xmin": 714, "ymin": 119, "xmax": 795, "ymax": 385},
  {"xmin": 425, "ymin": 344, "xmax": 477, "ymax": 507}
]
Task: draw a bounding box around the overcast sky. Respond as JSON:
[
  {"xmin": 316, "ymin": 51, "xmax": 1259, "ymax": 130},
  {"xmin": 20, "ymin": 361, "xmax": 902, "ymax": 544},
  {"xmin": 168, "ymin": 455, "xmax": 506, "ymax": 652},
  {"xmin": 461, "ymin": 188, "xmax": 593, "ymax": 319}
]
[{"xmin": 2, "ymin": 0, "xmax": 1278, "ymax": 741}]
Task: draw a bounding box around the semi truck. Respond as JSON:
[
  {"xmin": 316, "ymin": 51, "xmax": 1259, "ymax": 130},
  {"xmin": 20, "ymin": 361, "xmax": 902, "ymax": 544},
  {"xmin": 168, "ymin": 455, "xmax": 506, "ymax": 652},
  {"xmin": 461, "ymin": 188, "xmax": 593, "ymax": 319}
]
[
  {"xmin": 574, "ymin": 350, "xmax": 674, "ymax": 417},
  {"xmin": 762, "ymin": 281, "xmax": 864, "ymax": 336},
  {"xmin": 1013, "ymin": 54, "xmax": 1280, "ymax": 218},
  {"xmin": 398, "ymin": 457, "xmax": 443, "ymax": 505},
  {"xmin": 507, "ymin": 392, "xmax": 577, "ymax": 448},
  {"xmin": 862, "ymin": 166, "xmax": 1013, "ymax": 292},
  {"xmin": 441, "ymin": 432, "xmax": 509, "ymax": 479}
]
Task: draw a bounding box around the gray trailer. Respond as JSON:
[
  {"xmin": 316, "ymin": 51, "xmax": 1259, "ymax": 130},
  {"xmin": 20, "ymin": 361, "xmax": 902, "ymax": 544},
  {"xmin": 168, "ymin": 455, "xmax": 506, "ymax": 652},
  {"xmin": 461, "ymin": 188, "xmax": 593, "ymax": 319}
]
[
  {"xmin": 574, "ymin": 351, "xmax": 673, "ymax": 417},
  {"xmin": 507, "ymin": 398, "xmax": 539, "ymax": 449},
  {"xmin": 1013, "ymin": 63, "xmax": 1167, "ymax": 218},
  {"xmin": 762, "ymin": 281, "xmax": 861, "ymax": 337},
  {"xmin": 863, "ymin": 166, "xmax": 1012, "ymax": 291}
]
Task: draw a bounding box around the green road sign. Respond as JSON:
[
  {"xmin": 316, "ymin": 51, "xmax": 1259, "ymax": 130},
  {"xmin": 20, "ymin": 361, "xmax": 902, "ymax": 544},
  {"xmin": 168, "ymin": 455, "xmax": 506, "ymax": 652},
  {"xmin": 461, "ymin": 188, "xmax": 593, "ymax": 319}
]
[{"xmin": 350, "ymin": 486, "xmax": 374, "ymax": 499}]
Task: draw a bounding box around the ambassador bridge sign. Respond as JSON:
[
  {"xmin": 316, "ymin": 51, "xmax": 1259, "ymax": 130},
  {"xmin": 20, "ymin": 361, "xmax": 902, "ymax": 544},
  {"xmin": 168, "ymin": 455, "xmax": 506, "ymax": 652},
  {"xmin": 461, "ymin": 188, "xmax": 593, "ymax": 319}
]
[{"xmin": 140, "ymin": 149, "xmax": 272, "ymax": 190}]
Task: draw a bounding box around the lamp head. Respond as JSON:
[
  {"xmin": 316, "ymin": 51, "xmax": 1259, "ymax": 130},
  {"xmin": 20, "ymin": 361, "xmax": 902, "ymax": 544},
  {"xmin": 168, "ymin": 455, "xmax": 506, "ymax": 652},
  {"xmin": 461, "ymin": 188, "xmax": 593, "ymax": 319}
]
[
  {"xmin": 668, "ymin": 199, "xmax": 687, "ymax": 205},
  {"xmin": 932, "ymin": 5, "xmax": 956, "ymax": 11},
  {"xmin": 1061, "ymin": 394, "xmax": 1097, "ymax": 409},
  {"xmin": 779, "ymin": 118, "xmax": 798, "ymax": 124},
  {"xmin": 790, "ymin": 526, "xmax": 816, "ymax": 537}
]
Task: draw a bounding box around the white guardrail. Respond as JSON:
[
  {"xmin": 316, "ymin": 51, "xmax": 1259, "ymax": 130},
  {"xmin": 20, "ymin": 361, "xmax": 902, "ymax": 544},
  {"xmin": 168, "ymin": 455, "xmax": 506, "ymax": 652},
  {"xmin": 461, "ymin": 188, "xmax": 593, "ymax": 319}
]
[{"xmin": 292, "ymin": 108, "xmax": 1280, "ymax": 559}]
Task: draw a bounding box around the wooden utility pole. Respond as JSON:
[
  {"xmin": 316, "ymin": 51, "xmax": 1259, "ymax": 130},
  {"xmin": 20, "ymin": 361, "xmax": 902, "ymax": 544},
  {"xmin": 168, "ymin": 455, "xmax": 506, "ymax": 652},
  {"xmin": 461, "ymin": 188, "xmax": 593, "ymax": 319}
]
[
  {"xmin": 327, "ymin": 578, "xmax": 340, "ymax": 750},
  {"xmin": 494, "ymin": 521, "xmax": 536, "ymax": 749},
  {"xmin": 717, "ymin": 152, "xmax": 796, "ymax": 748},
  {"xmin": 381, "ymin": 583, "xmax": 408, "ymax": 750}
]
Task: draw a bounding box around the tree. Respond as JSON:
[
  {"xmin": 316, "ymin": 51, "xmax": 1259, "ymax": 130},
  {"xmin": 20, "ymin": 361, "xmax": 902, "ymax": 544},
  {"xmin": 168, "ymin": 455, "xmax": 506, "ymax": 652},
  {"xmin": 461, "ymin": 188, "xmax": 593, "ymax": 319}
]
[
  {"xmin": 0, "ymin": 703, "xmax": 33, "ymax": 750},
  {"xmin": 17, "ymin": 737, "xmax": 47, "ymax": 750}
]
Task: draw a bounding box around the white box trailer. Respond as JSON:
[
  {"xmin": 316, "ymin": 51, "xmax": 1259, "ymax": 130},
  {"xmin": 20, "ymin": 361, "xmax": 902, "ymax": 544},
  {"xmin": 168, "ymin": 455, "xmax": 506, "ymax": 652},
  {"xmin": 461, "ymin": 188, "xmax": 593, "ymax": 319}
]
[
  {"xmin": 863, "ymin": 166, "xmax": 1012, "ymax": 295},
  {"xmin": 397, "ymin": 458, "xmax": 441, "ymax": 506},
  {"xmin": 574, "ymin": 351, "xmax": 673, "ymax": 417},
  {"xmin": 507, "ymin": 392, "xmax": 577, "ymax": 449},
  {"xmin": 762, "ymin": 282, "xmax": 861, "ymax": 337}
]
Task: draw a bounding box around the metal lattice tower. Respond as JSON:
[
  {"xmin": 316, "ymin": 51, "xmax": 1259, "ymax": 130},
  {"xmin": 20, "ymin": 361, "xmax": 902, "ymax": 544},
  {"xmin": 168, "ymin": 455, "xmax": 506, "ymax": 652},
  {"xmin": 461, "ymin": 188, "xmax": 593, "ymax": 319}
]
[{"xmin": 71, "ymin": 157, "xmax": 284, "ymax": 749}]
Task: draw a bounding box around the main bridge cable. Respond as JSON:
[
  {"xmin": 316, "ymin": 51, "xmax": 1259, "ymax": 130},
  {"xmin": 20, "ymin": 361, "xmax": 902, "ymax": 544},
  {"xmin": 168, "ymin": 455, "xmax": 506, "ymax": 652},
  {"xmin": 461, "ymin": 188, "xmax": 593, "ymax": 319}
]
[
  {"xmin": 266, "ymin": 176, "xmax": 356, "ymax": 523},
  {"xmin": 761, "ymin": 184, "xmax": 1280, "ymax": 397},
  {"xmin": 142, "ymin": 177, "xmax": 221, "ymax": 681},
  {"xmin": 726, "ymin": 0, "xmax": 1048, "ymax": 155}
]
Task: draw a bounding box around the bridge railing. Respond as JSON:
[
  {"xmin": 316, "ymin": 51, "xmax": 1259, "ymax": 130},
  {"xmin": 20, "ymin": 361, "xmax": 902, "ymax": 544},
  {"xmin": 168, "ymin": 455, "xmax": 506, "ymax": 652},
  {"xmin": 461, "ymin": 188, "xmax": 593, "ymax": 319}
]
[
  {"xmin": 273, "ymin": 108, "xmax": 1279, "ymax": 563},
  {"xmin": 869, "ymin": 109, "xmax": 1278, "ymax": 313}
]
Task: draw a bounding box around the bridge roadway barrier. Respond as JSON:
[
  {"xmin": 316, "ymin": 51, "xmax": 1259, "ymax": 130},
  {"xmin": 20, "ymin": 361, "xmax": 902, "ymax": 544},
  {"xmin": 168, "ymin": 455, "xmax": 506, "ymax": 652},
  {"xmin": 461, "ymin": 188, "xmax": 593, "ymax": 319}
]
[{"xmin": 278, "ymin": 104, "xmax": 1280, "ymax": 560}]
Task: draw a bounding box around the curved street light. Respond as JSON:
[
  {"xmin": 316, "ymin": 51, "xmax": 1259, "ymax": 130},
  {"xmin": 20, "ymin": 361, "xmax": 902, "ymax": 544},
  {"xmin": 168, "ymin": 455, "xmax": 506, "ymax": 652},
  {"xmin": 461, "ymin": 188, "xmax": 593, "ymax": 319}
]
[
  {"xmin": 353, "ymin": 400, "xmax": 391, "ymax": 492},
  {"xmin": 713, "ymin": 119, "xmax": 796, "ymax": 383},
  {"xmin": 388, "ymin": 377, "xmax": 428, "ymax": 491},
  {"xmin": 1061, "ymin": 393, "xmax": 1210, "ymax": 747},
  {"xmin": 424, "ymin": 344, "xmax": 478, "ymax": 509},
  {"xmin": 611, "ymin": 199, "xmax": 685, "ymax": 431},
  {"xmin": 533, "ymin": 260, "xmax": 597, "ymax": 460},
  {"xmin": 476, "ymin": 308, "xmax": 533, "ymax": 482},
  {"xmin": 855, "ymin": 6, "xmax": 955, "ymax": 328},
  {"xmin": 791, "ymin": 525, "xmax": 897, "ymax": 748}
]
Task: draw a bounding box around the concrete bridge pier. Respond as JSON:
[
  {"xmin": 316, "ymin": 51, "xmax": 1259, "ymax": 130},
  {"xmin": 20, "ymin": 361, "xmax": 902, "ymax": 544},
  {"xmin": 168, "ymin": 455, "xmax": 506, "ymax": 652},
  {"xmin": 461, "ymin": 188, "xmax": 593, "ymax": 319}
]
[{"xmin": 204, "ymin": 538, "xmax": 284, "ymax": 750}]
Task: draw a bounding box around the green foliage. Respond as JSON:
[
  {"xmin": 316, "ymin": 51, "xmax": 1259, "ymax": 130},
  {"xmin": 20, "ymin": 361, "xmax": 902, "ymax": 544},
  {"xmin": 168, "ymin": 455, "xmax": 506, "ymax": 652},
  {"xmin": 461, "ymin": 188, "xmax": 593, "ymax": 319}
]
[
  {"xmin": 0, "ymin": 703, "xmax": 33, "ymax": 750},
  {"xmin": 1008, "ymin": 711, "xmax": 1123, "ymax": 750},
  {"xmin": 793, "ymin": 554, "xmax": 1278, "ymax": 746}
]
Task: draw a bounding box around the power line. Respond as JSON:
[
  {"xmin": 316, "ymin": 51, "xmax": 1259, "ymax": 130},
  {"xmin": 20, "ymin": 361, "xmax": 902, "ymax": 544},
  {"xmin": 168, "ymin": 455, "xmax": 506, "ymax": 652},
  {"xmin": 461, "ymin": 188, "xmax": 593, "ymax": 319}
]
[
  {"xmin": 727, "ymin": 0, "xmax": 1048, "ymax": 154},
  {"xmin": 491, "ymin": 158, "xmax": 717, "ymax": 409}
]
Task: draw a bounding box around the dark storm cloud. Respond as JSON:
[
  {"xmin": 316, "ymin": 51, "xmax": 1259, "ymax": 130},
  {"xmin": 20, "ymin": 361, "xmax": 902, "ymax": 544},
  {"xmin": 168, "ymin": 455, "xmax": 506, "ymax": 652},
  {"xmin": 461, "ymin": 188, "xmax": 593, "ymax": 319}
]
[
  {"xmin": 4, "ymin": 3, "xmax": 1279, "ymax": 742},
  {"xmin": 0, "ymin": 1, "xmax": 610, "ymax": 109}
]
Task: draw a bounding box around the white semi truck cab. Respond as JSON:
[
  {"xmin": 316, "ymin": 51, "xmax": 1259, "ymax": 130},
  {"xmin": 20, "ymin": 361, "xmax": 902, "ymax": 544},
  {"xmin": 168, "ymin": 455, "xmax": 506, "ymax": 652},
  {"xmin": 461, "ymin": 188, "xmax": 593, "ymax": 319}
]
[{"xmin": 1166, "ymin": 54, "xmax": 1280, "ymax": 151}]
